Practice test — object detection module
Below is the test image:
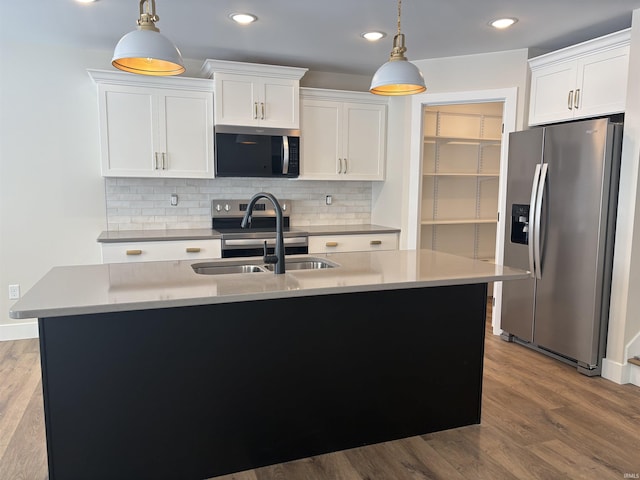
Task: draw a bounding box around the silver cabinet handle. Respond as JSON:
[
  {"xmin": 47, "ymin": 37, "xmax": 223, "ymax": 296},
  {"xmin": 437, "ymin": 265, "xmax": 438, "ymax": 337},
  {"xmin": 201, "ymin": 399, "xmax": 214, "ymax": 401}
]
[
  {"xmin": 154, "ymin": 152, "xmax": 159, "ymax": 170},
  {"xmin": 162, "ymin": 152, "xmax": 166, "ymax": 170},
  {"xmin": 528, "ymin": 164, "xmax": 542, "ymax": 278},
  {"xmin": 567, "ymin": 90, "xmax": 574, "ymax": 110},
  {"xmin": 343, "ymin": 158, "xmax": 348, "ymax": 174},
  {"xmin": 261, "ymin": 102, "xmax": 265, "ymax": 120},
  {"xmin": 337, "ymin": 158, "xmax": 342, "ymax": 174},
  {"xmin": 574, "ymin": 89, "xmax": 580, "ymax": 109},
  {"xmin": 254, "ymin": 102, "xmax": 258, "ymax": 119}
]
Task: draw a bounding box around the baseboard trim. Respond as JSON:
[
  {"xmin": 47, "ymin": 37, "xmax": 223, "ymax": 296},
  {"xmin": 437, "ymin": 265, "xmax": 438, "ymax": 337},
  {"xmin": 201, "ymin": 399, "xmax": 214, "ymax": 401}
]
[
  {"xmin": 0, "ymin": 320, "xmax": 38, "ymax": 341},
  {"xmin": 601, "ymin": 357, "xmax": 640, "ymax": 386}
]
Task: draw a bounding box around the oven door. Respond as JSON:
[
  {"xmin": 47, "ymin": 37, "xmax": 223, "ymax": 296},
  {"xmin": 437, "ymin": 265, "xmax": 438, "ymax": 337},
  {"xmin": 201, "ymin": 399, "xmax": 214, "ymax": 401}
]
[{"xmin": 221, "ymin": 236, "xmax": 308, "ymax": 258}]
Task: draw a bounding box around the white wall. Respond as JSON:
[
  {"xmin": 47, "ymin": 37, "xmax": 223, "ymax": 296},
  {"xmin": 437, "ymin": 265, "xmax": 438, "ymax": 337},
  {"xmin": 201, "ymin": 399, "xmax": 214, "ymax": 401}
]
[
  {"xmin": 603, "ymin": 8, "xmax": 640, "ymax": 381},
  {"xmin": 301, "ymin": 71, "xmax": 370, "ymax": 91},
  {"xmin": 0, "ymin": 43, "xmax": 112, "ymax": 337},
  {"xmin": 371, "ymin": 49, "xmax": 530, "ymax": 248}
]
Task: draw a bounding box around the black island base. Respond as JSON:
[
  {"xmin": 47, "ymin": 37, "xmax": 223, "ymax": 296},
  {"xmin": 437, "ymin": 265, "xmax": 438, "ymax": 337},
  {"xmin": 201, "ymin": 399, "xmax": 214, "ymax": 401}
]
[{"xmin": 38, "ymin": 283, "xmax": 487, "ymax": 479}]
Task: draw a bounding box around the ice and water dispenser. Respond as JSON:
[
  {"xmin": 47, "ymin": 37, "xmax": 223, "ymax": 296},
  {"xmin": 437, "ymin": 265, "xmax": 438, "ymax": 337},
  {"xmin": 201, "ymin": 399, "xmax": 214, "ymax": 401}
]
[{"xmin": 511, "ymin": 204, "xmax": 529, "ymax": 245}]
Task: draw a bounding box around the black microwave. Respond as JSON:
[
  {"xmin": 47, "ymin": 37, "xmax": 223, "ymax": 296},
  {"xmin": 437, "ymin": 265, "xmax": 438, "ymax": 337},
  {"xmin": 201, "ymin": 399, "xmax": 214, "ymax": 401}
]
[{"xmin": 214, "ymin": 125, "xmax": 300, "ymax": 178}]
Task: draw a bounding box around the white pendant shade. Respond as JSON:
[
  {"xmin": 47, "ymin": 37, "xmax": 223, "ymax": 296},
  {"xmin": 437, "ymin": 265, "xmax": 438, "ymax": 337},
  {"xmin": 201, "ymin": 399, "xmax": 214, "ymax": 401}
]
[
  {"xmin": 370, "ymin": 58, "xmax": 426, "ymax": 96},
  {"xmin": 112, "ymin": 29, "xmax": 185, "ymax": 76},
  {"xmin": 369, "ymin": 0, "xmax": 426, "ymax": 96}
]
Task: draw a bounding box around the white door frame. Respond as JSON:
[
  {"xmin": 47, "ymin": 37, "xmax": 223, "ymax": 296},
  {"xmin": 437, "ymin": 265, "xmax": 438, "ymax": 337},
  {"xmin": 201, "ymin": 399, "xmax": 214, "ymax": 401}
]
[{"xmin": 407, "ymin": 88, "xmax": 518, "ymax": 335}]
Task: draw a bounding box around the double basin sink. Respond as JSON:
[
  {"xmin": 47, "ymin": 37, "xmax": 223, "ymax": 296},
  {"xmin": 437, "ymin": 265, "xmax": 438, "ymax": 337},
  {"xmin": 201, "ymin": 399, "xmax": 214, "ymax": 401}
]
[{"xmin": 192, "ymin": 256, "xmax": 339, "ymax": 275}]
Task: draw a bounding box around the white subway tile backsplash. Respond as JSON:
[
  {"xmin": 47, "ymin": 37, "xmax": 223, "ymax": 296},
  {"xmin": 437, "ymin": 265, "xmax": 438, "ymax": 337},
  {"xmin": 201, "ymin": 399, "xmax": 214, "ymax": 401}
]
[{"xmin": 104, "ymin": 178, "xmax": 372, "ymax": 230}]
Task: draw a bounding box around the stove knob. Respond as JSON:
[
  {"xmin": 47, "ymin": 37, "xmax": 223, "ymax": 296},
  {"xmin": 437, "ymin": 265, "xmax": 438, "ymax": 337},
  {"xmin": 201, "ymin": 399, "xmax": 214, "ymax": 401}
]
[
  {"xmin": 224, "ymin": 204, "xmax": 231, "ymax": 212},
  {"xmin": 215, "ymin": 204, "xmax": 222, "ymax": 212}
]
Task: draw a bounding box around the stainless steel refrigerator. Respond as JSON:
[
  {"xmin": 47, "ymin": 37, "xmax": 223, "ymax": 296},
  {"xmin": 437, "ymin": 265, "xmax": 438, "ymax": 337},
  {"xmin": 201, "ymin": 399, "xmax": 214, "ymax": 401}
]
[{"xmin": 501, "ymin": 117, "xmax": 623, "ymax": 376}]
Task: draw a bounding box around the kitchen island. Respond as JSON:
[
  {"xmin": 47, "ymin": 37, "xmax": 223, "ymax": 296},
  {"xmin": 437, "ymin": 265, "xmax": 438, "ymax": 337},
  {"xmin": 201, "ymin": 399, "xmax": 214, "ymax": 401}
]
[{"xmin": 10, "ymin": 249, "xmax": 528, "ymax": 480}]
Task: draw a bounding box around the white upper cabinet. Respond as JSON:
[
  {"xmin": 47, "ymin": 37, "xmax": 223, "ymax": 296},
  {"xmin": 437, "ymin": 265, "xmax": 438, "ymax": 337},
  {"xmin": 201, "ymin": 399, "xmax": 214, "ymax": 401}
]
[
  {"xmin": 201, "ymin": 60, "xmax": 308, "ymax": 129},
  {"xmin": 88, "ymin": 70, "xmax": 214, "ymax": 178},
  {"xmin": 528, "ymin": 29, "xmax": 630, "ymax": 126},
  {"xmin": 300, "ymin": 88, "xmax": 388, "ymax": 181},
  {"xmin": 212, "ymin": 73, "xmax": 300, "ymax": 128}
]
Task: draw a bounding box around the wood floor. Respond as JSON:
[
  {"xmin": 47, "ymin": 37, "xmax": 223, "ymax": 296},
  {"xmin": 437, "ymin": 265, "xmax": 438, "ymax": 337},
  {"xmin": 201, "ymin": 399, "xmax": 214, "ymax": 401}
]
[{"xmin": 1, "ymin": 312, "xmax": 639, "ymax": 480}]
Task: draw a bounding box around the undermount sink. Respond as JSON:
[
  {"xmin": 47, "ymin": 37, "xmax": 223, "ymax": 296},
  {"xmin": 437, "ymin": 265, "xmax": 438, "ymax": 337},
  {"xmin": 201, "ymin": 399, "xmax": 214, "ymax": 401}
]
[
  {"xmin": 264, "ymin": 257, "xmax": 338, "ymax": 271},
  {"xmin": 192, "ymin": 257, "xmax": 339, "ymax": 275},
  {"xmin": 192, "ymin": 262, "xmax": 268, "ymax": 275}
]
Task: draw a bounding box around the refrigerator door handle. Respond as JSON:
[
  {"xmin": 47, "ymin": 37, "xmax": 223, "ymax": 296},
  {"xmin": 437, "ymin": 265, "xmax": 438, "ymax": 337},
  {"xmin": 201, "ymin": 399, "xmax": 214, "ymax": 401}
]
[
  {"xmin": 533, "ymin": 163, "xmax": 549, "ymax": 280},
  {"xmin": 528, "ymin": 164, "xmax": 542, "ymax": 277}
]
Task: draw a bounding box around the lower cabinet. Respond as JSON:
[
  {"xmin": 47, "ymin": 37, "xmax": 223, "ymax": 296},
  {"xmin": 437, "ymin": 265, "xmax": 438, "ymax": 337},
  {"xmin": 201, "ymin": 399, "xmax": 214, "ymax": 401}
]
[
  {"xmin": 101, "ymin": 233, "xmax": 398, "ymax": 263},
  {"xmin": 101, "ymin": 239, "xmax": 221, "ymax": 263},
  {"xmin": 309, "ymin": 233, "xmax": 399, "ymax": 254}
]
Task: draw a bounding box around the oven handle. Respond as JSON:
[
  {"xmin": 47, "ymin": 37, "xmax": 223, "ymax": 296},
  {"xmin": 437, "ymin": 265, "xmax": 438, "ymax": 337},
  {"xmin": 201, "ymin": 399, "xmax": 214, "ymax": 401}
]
[{"xmin": 223, "ymin": 236, "xmax": 308, "ymax": 247}]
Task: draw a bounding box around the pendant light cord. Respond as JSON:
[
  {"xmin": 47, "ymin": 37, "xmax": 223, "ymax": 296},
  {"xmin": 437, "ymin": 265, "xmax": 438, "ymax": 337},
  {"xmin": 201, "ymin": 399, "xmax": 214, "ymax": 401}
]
[{"xmin": 397, "ymin": 0, "xmax": 402, "ymax": 36}]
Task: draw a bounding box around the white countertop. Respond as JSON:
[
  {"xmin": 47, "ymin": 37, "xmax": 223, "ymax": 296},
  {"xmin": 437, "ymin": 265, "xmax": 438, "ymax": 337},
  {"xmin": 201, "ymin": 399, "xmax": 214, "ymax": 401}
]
[{"xmin": 9, "ymin": 249, "xmax": 530, "ymax": 319}]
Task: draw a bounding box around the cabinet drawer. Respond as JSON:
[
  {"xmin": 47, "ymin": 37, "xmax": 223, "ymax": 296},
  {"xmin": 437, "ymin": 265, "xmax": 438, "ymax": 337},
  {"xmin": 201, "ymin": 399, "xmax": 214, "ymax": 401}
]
[
  {"xmin": 101, "ymin": 240, "xmax": 222, "ymax": 263},
  {"xmin": 308, "ymin": 233, "xmax": 398, "ymax": 254}
]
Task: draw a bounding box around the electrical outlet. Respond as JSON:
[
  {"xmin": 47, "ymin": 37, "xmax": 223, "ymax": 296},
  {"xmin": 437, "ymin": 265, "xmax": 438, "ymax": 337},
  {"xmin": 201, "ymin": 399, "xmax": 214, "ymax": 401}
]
[
  {"xmin": 170, "ymin": 194, "xmax": 178, "ymax": 206},
  {"xmin": 8, "ymin": 284, "xmax": 20, "ymax": 300},
  {"xmin": 325, "ymin": 195, "xmax": 332, "ymax": 205}
]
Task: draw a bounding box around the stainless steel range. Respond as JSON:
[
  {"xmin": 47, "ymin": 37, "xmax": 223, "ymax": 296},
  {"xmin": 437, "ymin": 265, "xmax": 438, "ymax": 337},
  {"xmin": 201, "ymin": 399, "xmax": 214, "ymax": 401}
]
[{"xmin": 212, "ymin": 199, "xmax": 308, "ymax": 258}]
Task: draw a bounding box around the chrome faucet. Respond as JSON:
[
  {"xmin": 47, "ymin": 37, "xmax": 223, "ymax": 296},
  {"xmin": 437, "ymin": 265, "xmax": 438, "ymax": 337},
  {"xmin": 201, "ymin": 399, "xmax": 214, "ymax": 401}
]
[{"xmin": 241, "ymin": 192, "xmax": 286, "ymax": 274}]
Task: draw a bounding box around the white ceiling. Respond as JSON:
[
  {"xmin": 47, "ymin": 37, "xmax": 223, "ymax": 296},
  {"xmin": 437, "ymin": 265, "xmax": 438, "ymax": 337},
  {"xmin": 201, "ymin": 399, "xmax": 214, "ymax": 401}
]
[{"xmin": 2, "ymin": 0, "xmax": 640, "ymax": 76}]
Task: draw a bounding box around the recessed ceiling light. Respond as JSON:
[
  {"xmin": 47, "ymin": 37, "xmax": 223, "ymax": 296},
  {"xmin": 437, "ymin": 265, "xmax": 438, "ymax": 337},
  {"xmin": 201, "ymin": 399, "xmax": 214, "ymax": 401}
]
[
  {"xmin": 362, "ymin": 31, "xmax": 387, "ymax": 42},
  {"xmin": 490, "ymin": 18, "xmax": 518, "ymax": 29},
  {"xmin": 229, "ymin": 13, "xmax": 258, "ymax": 25}
]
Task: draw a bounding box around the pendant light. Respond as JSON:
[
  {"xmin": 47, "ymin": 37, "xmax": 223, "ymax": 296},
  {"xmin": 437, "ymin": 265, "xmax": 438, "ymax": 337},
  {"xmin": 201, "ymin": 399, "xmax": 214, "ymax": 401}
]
[
  {"xmin": 112, "ymin": 0, "xmax": 185, "ymax": 76},
  {"xmin": 370, "ymin": 0, "xmax": 426, "ymax": 96}
]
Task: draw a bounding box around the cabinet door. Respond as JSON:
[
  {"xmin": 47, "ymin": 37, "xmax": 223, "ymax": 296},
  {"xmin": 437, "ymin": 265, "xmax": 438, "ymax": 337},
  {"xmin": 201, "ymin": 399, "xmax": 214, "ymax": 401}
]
[
  {"xmin": 575, "ymin": 45, "xmax": 629, "ymax": 119},
  {"xmin": 528, "ymin": 61, "xmax": 578, "ymax": 126},
  {"xmin": 342, "ymin": 102, "xmax": 386, "ymax": 180},
  {"xmin": 161, "ymin": 91, "xmax": 214, "ymax": 178},
  {"xmin": 262, "ymin": 78, "xmax": 300, "ymax": 128},
  {"xmin": 300, "ymin": 99, "xmax": 341, "ymax": 179},
  {"xmin": 214, "ymin": 74, "xmax": 299, "ymax": 128},
  {"xmin": 214, "ymin": 73, "xmax": 258, "ymax": 126},
  {"xmin": 99, "ymin": 85, "xmax": 157, "ymax": 177}
]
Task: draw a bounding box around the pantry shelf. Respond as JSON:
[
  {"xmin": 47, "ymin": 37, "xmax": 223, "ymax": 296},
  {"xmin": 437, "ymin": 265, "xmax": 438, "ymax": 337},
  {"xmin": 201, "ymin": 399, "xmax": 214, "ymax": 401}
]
[
  {"xmin": 419, "ymin": 103, "xmax": 504, "ymax": 261},
  {"xmin": 421, "ymin": 218, "xmax": 498, "ymax": 225}
]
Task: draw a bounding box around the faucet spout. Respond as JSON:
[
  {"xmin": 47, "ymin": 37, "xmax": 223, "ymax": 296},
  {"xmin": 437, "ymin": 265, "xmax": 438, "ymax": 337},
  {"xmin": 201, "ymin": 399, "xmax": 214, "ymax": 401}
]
[{"xmin": 241, "ymin": 192, "xmax": 286, "ymax": 274}]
